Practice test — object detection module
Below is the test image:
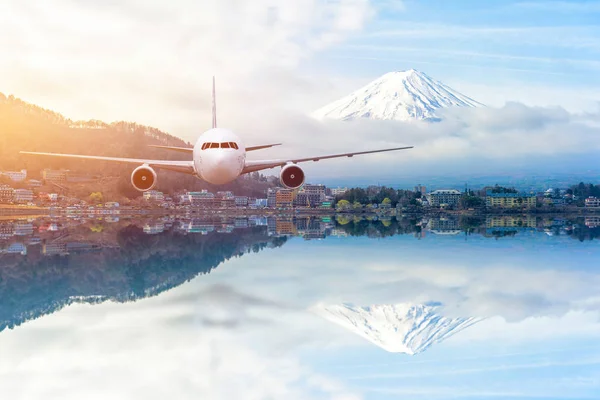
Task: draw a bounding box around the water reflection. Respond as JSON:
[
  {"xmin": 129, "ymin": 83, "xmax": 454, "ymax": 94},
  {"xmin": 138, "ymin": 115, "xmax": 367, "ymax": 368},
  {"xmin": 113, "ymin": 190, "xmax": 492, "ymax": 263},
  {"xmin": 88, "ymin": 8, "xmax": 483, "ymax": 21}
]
[
  {"xmin": 313, "ymin": 303, "xmax": 483, "ymax": 355},
  {"xmin": 1, "ymin": 214, "xmax": 600, "ymax": 398}
]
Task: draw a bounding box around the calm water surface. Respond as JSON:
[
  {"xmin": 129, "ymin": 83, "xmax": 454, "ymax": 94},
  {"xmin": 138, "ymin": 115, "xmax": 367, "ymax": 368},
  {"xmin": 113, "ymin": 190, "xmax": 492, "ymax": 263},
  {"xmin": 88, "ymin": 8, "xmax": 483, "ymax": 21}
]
[{"xmin": 0, "ymin": 215, "xmax": 599, "ymax": 399}]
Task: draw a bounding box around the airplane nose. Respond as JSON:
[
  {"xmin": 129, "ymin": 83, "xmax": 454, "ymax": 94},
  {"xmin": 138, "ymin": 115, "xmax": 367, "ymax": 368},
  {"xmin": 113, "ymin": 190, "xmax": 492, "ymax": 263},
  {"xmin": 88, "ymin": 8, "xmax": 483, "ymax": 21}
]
[{"xmin": 204, "ymin": 152, "xmax": 236, "ymax": 184}]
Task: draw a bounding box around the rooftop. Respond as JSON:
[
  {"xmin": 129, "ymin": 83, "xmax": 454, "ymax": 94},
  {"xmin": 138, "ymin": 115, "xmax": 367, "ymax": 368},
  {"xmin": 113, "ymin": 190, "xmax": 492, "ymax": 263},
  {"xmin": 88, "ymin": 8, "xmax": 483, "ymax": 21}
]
[{"xmin": 486, "ymin": 190, "xmax": 535, "ymax": 198}]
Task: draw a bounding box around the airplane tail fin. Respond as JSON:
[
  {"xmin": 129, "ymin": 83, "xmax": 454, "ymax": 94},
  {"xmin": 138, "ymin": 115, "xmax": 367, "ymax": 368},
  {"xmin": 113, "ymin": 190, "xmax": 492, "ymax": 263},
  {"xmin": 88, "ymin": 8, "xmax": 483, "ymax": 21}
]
[{"xmin": 212, "ymin": 76, "xmax": 217, "ymax": 129}]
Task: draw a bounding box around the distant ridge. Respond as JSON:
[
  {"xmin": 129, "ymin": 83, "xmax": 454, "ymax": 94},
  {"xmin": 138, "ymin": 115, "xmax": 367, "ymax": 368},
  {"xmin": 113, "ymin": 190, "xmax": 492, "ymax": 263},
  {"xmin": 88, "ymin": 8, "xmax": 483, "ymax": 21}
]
[{"xmin": 312, "ymin": 69, "xmax": 483, "ymax": 122}]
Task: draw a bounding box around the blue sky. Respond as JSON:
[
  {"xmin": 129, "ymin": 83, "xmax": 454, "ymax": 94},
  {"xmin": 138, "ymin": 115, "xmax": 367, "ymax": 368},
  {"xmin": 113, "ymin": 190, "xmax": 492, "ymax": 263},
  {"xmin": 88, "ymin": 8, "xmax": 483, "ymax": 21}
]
[{"xmin": 316, "ymin": 0, "xmax": 600, "ymax": 102}]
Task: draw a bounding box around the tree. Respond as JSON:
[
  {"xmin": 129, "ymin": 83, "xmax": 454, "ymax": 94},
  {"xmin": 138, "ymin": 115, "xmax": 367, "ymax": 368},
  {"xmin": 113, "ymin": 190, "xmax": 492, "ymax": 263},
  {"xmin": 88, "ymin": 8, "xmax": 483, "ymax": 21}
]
[
  {"xmin": 89, "ymin": 192, "xmax": 103, "ymax": 203},
  {"xmin": 382, "ymin": 197, "xmax": 391, "ymax": 205},
  {"xmin": 460, "ymin": 195, "xmax": 483, "ymax": 208},
  {"xmin": 336, "ymin": 199, "xmax": 350, "ymax": 210}
]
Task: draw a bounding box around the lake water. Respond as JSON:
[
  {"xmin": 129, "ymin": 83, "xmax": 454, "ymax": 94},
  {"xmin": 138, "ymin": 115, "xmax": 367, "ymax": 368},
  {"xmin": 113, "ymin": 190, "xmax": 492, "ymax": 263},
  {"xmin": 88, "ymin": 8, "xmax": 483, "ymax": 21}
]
[{"xmin": 1, "ymin": 215, "xmax": 599, "ymax": 399}]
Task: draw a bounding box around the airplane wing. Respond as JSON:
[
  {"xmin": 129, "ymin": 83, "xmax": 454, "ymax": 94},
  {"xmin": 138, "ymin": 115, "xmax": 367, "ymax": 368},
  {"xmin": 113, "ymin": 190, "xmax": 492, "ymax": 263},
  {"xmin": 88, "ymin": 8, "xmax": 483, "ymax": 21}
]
[
  {"xmin": 246, "ymin": 143, "xmax": 282, "ymax": 151},
  {"xmin": 20, "ymin": 151, "xmax": 195, "ymax": 174},
  {"xmin": 147, "ymin": 145, "xmax": 193, "ymax": 154},
  {"xmin": 241, "ymin": 146, "xmax": 414, "ymax": 174}
]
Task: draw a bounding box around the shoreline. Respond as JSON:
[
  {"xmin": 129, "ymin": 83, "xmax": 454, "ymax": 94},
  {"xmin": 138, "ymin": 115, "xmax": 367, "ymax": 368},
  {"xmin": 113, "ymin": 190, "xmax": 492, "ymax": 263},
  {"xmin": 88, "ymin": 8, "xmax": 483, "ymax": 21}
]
[{"xmin": 1, "ymin": 205, "xmax": 599, "ymax": 219}]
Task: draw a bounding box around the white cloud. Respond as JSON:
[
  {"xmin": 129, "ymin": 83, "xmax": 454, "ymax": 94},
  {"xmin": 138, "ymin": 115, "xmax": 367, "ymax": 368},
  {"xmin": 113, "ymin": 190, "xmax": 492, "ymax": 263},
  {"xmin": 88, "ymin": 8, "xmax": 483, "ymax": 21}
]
[
  {"xmin": 235, "ymin": 102, "xmax": 600, "ymax": 180},
  {"xmin": 0, "ymin": 0, "xmax": 375, "ymax": 138},
  {"xmin": 0, "ymin": 287, "xmax": 362, "ymax": 400},
  {"xmin": 211, "ymin": 240, "xmax": 600, "ymax": 327}
]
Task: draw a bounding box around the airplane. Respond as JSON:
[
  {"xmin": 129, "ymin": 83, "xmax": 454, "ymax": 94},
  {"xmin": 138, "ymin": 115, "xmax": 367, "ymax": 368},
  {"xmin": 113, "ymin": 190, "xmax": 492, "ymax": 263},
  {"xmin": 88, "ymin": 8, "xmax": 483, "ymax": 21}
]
[{"xmin": 21, "ymin": 77, "xmax": 414, "ymax": 192}]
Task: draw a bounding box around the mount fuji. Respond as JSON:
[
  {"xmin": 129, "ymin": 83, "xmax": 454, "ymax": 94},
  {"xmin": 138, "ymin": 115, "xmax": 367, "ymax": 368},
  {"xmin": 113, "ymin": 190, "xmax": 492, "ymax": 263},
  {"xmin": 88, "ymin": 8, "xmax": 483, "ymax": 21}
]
[
  {"xmin": 312, "ymin": 69, "xmax": 483, "ymax": 122},
  {"xmin": 313, "ymin": 302, "xmax": 483, "ymax": 355}
]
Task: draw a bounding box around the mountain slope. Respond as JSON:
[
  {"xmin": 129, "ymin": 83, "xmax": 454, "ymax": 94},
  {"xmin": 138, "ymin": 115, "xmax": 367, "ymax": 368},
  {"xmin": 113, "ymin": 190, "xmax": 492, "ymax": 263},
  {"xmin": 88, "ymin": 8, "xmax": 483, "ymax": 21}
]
[
  {"xmin": 312, "ymin": 69, "xmax": 483, "ymax": 122},
  {"xmin": 313, "ymin": 302, "xmax": 482, "ymax": 354}
]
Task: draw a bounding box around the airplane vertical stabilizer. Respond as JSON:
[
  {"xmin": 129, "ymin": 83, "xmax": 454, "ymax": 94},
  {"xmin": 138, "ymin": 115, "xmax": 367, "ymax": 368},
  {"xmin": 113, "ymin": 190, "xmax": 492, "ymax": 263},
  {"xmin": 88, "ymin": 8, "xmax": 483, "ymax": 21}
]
[{"xmin": 212, "ymin": 76, "xmax": 217, "ymax": 129}]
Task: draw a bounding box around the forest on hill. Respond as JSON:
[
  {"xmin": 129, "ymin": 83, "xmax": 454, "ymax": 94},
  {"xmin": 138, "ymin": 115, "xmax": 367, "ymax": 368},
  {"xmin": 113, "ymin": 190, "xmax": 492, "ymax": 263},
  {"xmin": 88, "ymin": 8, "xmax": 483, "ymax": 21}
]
[{"xmin": 0, "ymin": 93, "xmax": 276, "ymax": 199}]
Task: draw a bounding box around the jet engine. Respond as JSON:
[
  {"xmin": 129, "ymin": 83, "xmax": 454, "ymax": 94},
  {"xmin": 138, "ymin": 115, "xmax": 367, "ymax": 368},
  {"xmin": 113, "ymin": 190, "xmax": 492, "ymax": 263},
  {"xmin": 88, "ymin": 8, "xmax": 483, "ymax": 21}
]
[
  {"xmin": 280, "ymin": 163, "xmax": 305, "ymax": 189},
  {"xmin": 131, "ymin": 165, "xmax": 157, "ymax": 191}
]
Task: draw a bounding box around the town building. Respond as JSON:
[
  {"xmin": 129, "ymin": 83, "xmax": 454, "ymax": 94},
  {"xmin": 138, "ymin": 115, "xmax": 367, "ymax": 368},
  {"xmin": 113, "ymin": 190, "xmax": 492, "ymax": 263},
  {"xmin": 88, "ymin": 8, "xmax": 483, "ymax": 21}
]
[
  {"xmin": 585, "ymin": 216, "xmax": 600, "ymax": 228},
  {"xmin": 485, "ymin": 191, "xmax": 536, "ymax": 208},
  {"xmin": 14, "ymin": 222, "xmax": 34, "ymax": 236},
  {"xmin": 275, "ymin": 189, "xmax": 294, "ymax": 208},
  {"xmin": 0, "ymin": 223, "xmax": 15, "ymax": 239},
  {"xmin": 234, "ymin": 218, "xmax": 249, "ymax": 228},
  {"xmin": 426, "ymin": 189, "xmax": 462, "ymax": 207},
  {"xmin": 414, "ymin": 184, "xmax": 427, "ymax": 196},
  {"xmin": 0, "ymin": 185, "xmax": 15, "ymax": 203},
  {"xmin": 219, "ymin": 197, "xmax": 236, "ymax": 208},
  {"xmin": 38, "ymin": 192, "xmax": 59, "ymax": 202},
  {"xmin": 216, "ymin": 191, "xmax": 234, "ymax": 199},
  {"xmin": 234, "ymin": 196, "xmax": 249, "ymax": 207},
  {"xmin": 293, "ymin": 192, "xmax": 309, "ymax": 207},
  {"xmin": 1, "ymin": 243, "xmax": 27, "ymax": 255},
  {"xmin": 185, "ymin": 190, "xmax": 215, "ymax": 207},
  {"xmin": 267, "ymin": 189, "xmax": 277, "ymax": 208},
  {"xmin": 143, "ymin": 222, "xmax": 165, "ymax": 234},
  {"xmin": 585, "ymin": 197, "xmax": 600, "ymax": 208},
  {"xmin": 14, "ymin": 189, "xmax": 34, "ymax": 203},
  {"xmin": 320, "ymin": 201, "xmax": 333, "ymax": 208},
  {"xmin": 330, "ymin": 187, "xmax": 348, "ymax": 196},
  {"xmin": 42, "ymin": 242, "xmax": 68, "ymax": 256},
  {"xmin": 302, "ymin": 184, "xmax": 326, "ymax": 207},
  {"xmin": 486, "ymin": 215, "xmax": 537, "ymax": 229},
  {"xmin": 1, "ymin": 169, "xmax": 27, "ymax": 182},
  {"xmin": 425, "ymin": 217, "xmax": 461, "ymax": 235},
  {"xmin": 143, "ymin": 190, "xmax": 165, "ymax": 202},
  {"xmin": 255, "ymin": 198, "xmax": 268, "ymax": 208},
  {"xmin": 42, "ymin": 169, "xmax": 68, "ymax": 182}
]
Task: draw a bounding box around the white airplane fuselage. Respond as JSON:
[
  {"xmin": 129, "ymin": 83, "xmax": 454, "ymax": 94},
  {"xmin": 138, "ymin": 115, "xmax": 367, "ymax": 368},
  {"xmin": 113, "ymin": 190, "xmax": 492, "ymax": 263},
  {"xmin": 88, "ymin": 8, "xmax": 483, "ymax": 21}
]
[{"xmin": 192, "ymin": 128, "xmax": 246, "ymax": 185}]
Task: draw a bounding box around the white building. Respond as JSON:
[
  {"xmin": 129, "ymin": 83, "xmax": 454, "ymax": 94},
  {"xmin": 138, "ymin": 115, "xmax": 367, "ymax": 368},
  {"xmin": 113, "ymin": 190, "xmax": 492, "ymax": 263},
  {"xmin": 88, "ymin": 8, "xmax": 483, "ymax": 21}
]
[
  {"xmin": 14, "ymin": 189, "xmax": 34, "ymax": 203},
  {"xmin": 143, "ymin": 190, "xmax": 164, "ymax": 202},
  {"xmin": 255, "ymin": 199, "xmax": 268, "ymax": 208},
  {"xmin": 331, "ymin": 187, "xmax": 348, "ymax": 196},
  {"xmin": 426, "ymin": 189, "xmax": 462, "ymax": 207},
  {"xmin": 234, "ymin": 196, "xmax": 249, "ymax": 207},
  {"xmin": 585, "ymin": 197, "xmax": 600, "ymax": 207},
  {"xmin": 1, "ymin": 169, "xmax": 27, "ymax": 182},
  {"xmin": 184, "ymin": 190, "xmax": 215, "ymax": 206}
]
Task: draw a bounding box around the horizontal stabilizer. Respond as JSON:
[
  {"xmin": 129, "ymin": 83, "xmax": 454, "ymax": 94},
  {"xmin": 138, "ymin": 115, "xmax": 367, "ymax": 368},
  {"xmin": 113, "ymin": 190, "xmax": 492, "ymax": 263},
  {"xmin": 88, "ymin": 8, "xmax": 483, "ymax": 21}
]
[
  {"xmin": 246, "ymin": 143, "xmax": 282, "ymax": 152},
  {"xmin": 148, "ymin": 145, "xmax": 193, "ymax": 153}
]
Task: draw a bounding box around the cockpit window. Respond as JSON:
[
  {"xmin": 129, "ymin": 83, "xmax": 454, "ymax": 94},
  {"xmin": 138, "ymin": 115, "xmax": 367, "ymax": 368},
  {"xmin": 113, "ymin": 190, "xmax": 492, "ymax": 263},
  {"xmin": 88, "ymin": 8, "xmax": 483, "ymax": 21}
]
[{"xmin": 201, "ymin": 142, "xmax": 238, "ymax": 150}]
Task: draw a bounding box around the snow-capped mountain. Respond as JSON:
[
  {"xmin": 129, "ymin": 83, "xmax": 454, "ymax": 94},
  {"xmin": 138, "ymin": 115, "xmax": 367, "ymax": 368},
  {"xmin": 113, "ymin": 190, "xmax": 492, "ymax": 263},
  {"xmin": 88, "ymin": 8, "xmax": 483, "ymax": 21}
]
[
  {"xmin": 312, "ymin": 69, "xmax": 483, "ymax": 122},
  {"xmin": 313, "ymin": 302, "xmax": 483, "ymax": 355}
]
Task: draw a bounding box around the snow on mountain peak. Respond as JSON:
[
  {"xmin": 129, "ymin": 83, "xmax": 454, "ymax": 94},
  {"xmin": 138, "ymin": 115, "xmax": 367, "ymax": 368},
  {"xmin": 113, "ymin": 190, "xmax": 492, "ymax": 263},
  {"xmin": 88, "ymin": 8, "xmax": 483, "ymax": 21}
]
[
  {"xmin": 312, "ymin": 302, "xmax": 483, "ymax": 355},
  {"xmin": 312, "ymin": 69, "xmax": 484, "ymax": 122}
]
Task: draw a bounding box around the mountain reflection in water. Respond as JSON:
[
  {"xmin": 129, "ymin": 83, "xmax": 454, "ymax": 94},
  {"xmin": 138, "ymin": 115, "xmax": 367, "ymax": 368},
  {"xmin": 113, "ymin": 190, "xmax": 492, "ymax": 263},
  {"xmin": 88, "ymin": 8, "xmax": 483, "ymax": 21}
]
[{"xmin": 1, "ymin": 214, "xmax": 599, "ymax": 349}]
